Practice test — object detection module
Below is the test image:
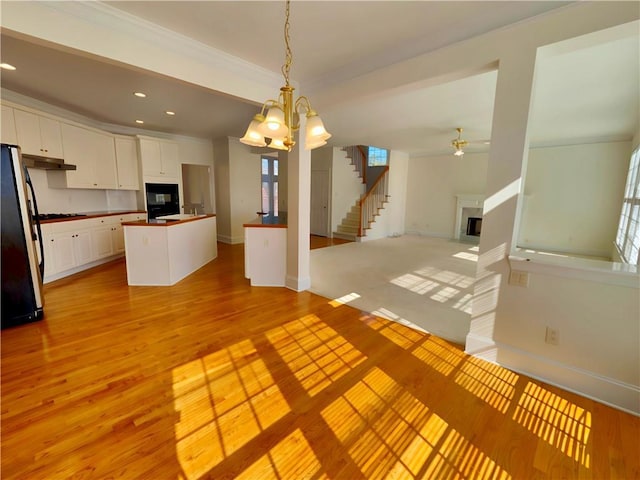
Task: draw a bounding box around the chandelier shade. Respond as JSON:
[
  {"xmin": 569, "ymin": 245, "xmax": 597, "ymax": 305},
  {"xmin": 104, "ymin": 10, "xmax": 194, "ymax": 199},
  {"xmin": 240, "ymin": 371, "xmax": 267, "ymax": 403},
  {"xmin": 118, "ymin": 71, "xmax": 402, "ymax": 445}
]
[
  {"xmin": 239, "ymin": 0, "xmax": 330, "ymax": 152},
  {"xmin": 239, "ymin": 114, "xmax": 268, "ymax": 147}
]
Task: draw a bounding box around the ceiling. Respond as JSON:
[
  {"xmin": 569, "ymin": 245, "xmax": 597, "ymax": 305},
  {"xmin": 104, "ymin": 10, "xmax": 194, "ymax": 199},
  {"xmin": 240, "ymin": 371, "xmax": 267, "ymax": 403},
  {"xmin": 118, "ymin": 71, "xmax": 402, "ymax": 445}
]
[{"xmin": 1, "ymin": 1, "xmax": 637, "ymax": 156}]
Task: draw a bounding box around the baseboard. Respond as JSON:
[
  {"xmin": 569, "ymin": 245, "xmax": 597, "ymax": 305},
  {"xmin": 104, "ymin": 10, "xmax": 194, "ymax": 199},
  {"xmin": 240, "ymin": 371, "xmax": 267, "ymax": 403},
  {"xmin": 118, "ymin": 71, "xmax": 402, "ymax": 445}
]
[
  {"xmin": 465, "ymin": 332, "xmax": 640, "ymax": 416},
  {"xmin": 405, "ymin": 230, "xmax": 451, "ymax": 239},
  {"xmin": 286, "ymin": 274, "xmax": 311, "ymax": 292},
  {"xmin": 44, "ymin": 254, "xmax": 124, "ymax": 284},
  {"xmin": 217, "ymin": 234, "xmax": 244, "ymax": 245}
]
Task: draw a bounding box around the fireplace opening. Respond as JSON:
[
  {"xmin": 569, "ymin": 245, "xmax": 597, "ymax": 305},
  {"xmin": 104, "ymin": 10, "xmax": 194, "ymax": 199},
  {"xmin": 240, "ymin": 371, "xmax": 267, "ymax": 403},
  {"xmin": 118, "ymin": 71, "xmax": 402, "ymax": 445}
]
[{"xmin": 466, "ymin": 217, "xmax": 482, "ymax": 236}]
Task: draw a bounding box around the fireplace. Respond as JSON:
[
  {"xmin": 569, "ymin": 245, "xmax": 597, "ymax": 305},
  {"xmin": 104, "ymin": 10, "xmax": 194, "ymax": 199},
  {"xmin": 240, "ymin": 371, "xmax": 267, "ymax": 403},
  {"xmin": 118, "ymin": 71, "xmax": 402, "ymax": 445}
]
[
  {"xmin": 454, "ymin": 194, "xmax": 484, "ymax": 241},
  {"xmin": 466, "ymin": 217, "xmax": 482, "ymax": 236}
]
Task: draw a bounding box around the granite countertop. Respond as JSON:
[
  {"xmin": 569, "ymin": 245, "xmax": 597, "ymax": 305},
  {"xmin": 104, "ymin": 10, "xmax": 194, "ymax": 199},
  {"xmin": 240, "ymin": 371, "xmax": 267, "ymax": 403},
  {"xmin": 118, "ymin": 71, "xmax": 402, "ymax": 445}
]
[
  {"xmin": 243, "ymin": 213, "xmax": 288, "ymax": 228},
  {"xmin": 122, "ymin": 214, "xmax": 216, "ymax": 227},
  {"xmin": 38, "ymin": 210, "xmax": 146, "ymax": 224}
]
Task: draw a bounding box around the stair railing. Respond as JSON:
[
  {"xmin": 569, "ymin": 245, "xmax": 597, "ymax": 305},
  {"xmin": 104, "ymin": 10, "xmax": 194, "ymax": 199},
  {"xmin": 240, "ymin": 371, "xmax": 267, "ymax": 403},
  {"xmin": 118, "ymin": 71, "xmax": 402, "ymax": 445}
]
[
  {"xmin": 343, "ymin": 145, "xmax": 368, "ymax": 184},
  {"xmin": 358, "ymin": 166, "xmax": 390, "ymax": 237}
]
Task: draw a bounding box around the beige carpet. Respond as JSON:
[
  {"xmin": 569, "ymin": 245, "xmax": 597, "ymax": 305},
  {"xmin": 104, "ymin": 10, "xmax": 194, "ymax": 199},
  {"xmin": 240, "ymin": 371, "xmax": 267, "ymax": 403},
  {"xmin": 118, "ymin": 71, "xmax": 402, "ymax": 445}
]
[{"xmin": 309, "ymin": 235, "xmax": 479, "ymax": 344}]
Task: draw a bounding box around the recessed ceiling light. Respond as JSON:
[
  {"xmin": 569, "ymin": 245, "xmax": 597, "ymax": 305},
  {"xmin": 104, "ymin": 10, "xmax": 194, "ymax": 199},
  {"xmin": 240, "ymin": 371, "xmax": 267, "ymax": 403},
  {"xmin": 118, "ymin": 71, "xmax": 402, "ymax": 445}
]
[
  {"xmin": 133, "ymin": 92, "xmax": 146, "ymax": 98},
  {"xmin": 165, "ymin": 111, "xmax": 175, "ymax": 116},
  {"xmin": 0, "ymin": 63, "xmax": 16, "ymax": 71},
  {"xmin": 135, "ymin": 120, "xmax": 144, "ymax": 124}
]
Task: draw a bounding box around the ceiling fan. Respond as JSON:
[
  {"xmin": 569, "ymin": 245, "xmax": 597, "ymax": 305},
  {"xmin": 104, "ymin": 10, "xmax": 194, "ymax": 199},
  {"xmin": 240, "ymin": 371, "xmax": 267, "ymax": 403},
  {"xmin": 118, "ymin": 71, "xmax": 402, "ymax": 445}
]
[
  {"xmin": 451, "ymin": 127, "xmax": 490, "ymax": 156},
  {"xmin": 451, "ymin": 128, "xmax": 467, "ymax": 156}
]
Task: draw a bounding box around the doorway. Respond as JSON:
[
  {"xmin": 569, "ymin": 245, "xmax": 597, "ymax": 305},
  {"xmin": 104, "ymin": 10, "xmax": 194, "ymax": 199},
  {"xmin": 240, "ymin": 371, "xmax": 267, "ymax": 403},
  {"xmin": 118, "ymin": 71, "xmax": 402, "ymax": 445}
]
[
  {"xmin": 181, "ymin": 164, "xmax": 213, "ymax": 214},
  {"xmin": 311, "ymin": 170, "xmax": 330, "ymax": 236}
]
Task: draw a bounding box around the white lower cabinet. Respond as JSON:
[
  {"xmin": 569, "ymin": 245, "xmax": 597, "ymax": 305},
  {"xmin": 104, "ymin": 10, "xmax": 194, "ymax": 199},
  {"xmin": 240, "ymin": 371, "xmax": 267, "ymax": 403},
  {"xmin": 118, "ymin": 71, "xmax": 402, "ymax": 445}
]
[
  {"xmin": 92, "ymin": 223, "xmax": 114, "ymax": 259},
  {"xmin": 49, "ymin": 230, "xmax": 92, "ymax": 274},
  {"xmin": 42, "ymin": 213, "xmax": 145, "ymax": 282}
]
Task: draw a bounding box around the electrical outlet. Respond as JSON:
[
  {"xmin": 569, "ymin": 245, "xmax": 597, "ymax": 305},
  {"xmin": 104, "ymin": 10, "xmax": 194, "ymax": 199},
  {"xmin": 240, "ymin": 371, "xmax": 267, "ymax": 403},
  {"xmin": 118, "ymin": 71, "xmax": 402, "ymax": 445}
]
[{"xmin": 545, "ymin": 326, "xmax": 559, "ymax": 345}]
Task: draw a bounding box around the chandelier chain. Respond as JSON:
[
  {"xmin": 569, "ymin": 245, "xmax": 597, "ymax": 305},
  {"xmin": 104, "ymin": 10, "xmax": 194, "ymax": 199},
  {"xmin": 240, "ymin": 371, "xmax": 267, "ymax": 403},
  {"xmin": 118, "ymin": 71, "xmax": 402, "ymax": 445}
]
[{"xmin": 281, "ymin": 0, "xmax": 292, "ymax": 86}]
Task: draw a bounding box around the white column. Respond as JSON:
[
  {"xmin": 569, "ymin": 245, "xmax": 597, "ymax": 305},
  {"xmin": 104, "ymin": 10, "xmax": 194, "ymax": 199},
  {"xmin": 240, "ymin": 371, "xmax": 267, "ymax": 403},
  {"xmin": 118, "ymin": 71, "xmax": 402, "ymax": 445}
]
[
  {"xmin": 466, "ymin": 46, "xmax": 538, "ymax": 351},
  {"xmin": 285, "ymin": 116, "xmax": 311, "ymax": 292}
]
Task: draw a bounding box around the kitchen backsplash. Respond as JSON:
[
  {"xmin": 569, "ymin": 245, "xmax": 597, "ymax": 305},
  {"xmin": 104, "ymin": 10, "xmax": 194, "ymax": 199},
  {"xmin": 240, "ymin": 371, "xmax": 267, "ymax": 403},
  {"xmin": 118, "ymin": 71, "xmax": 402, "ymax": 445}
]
[{"xmin": 28, "ymin": 168, "xmax": 138, "ymax": 214}]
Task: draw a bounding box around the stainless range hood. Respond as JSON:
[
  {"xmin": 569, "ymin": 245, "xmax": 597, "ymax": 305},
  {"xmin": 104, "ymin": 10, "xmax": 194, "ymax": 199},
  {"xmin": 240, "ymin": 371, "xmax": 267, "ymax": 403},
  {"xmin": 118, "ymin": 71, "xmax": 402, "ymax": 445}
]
[{"xmin": 22, "ymin": 153, "xmax": 77, "ymax": 171}]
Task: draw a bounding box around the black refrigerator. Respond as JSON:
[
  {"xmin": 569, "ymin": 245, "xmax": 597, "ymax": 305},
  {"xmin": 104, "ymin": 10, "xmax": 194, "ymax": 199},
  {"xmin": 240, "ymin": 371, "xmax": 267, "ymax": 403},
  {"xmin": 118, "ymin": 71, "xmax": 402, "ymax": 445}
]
[{"xmin": 1, "ymin": 143, "xmax": 45, "ymax": 328}]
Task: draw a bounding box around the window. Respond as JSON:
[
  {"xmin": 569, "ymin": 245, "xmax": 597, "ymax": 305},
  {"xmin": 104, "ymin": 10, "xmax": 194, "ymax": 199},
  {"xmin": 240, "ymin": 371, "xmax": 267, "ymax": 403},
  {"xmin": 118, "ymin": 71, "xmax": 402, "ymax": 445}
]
[
  {"xmin": 615, "ymin": 146, "xmax": 640, "ymax": 265},
  {"xmin": 367, "ymin": 146, "xmax": 389, "ymax": 167},
  {"xmin": 261, "ymin": 157, "xmax": 278, "ymax": 217}
]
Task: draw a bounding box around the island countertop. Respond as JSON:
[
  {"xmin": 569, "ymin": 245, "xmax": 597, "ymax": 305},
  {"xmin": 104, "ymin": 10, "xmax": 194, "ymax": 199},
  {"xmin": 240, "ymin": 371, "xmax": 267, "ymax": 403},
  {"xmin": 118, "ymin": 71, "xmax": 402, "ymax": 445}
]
[
  {"xmin": 123, "ymin": 214, "xmax": 217, "ymax": 286},
  {"xmin": 39, "ymin": 210, "xmax": 147, "ymax": 224},
  {"xmin": 243, "ymin": 213, "xmax": 287, "ymax": 228},
  {"xmin": 123, "ymin": 214, "xmax": 216, "ymax": 227}
]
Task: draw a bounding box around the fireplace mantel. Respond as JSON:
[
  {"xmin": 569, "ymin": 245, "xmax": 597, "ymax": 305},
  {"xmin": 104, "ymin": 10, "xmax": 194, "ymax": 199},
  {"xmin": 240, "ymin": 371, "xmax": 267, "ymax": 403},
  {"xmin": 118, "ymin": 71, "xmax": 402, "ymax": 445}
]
[{"xmin": 454, "ymin": 194, "xmax": 484, "ymax": 240}]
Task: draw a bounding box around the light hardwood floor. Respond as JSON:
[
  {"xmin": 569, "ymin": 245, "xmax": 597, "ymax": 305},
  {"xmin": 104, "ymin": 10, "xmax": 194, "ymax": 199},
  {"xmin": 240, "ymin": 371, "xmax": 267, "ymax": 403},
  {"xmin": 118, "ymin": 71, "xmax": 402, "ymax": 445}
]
[{"xmin": 1, "ymin": 242, "xmax": 638, "ymax": 479}]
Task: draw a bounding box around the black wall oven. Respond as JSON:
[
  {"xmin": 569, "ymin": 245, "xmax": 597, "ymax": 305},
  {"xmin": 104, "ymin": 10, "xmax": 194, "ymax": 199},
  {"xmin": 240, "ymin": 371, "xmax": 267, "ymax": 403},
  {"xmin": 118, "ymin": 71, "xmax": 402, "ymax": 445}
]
[{"xmin": 145, "ymin": 183, "xmax": 179, "ymax": 219}]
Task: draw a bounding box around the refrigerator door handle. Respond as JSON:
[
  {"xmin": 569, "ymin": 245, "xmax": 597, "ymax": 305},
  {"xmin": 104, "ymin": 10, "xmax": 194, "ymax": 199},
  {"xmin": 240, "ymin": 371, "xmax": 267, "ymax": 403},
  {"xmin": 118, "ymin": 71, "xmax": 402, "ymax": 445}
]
[{"xmin": 24, "ymin": 168, "xmax": 45, "ymax": 278}]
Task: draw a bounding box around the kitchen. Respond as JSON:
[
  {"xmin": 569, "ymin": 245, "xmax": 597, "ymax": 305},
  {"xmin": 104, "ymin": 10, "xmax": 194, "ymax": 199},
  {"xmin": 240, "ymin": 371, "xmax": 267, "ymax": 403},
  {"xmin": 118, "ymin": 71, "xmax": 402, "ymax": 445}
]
[{"xmin": 1, "ymin": 96, "xmax": 218, "ymax": 327}]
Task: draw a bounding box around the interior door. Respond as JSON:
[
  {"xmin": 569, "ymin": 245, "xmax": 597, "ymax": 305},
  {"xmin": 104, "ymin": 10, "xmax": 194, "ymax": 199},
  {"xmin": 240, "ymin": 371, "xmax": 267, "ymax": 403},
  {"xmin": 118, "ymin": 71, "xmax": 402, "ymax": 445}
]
[{"xmin": 311, "ymin": 170, "xmax": 329, "ymax": 236}]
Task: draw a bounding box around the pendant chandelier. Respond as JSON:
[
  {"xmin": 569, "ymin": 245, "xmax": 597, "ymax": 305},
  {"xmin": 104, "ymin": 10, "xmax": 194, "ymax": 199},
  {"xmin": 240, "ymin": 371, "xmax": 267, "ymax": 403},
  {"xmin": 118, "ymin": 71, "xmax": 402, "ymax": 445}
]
[{"xmin": 240, "ymin": 0, "xmax": 331, "ymax": 151}]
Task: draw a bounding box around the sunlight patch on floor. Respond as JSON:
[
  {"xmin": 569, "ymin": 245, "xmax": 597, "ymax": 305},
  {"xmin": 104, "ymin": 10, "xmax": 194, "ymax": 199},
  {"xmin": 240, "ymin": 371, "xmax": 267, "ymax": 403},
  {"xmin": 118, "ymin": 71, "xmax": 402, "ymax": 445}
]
[
  {"xmin": 236, "ymin": 428, "xmax": 323, "ymax": 480},
  {"xmin": 266, "ymin": 314, "xmax": 367, "ymax": 397},
  {"xmin": 513, "ymin": 382, "xmax": 591, "ymax": 466},
  {"xmin": 390, "ymin": 273, "xmax": 440, "ymax": 294},
  {"xmin": 453, "ymin": 357, "xmax": 519, "ymax": 413},
  {"xmin": 453, "ymin": 251, "xmax": 479, "ymax": 261},
  {"xmin": 329, "ymin": 292, "xmax": 361, "ymax": 307},
  {"xmin": 370, "ymin": 307, "xmax": 430, "ymax": 334},
  {"xmin": 172, "ymin": 340, "xmax": 291, "ymax": 479},
  {"xmin": 411, "ymin": 336, "xmax": 466, "ymax": 376},
  {"xmin": 321, "ymin": 367, "xmax": 512, "ymax": 479}
]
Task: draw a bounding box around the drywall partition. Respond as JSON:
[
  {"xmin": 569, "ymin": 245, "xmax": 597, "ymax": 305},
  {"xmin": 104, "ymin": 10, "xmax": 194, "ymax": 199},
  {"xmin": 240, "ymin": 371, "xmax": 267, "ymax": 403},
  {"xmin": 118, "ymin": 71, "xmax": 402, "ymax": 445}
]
[
  {"xmin": 465, "ymin": 19, "xmax": 640, "ymax": 413},
  {"xmin": 229, "ymin": 139, "xmax": 261, "ymax": 244},
  {"xmin": 405, "ymin": 152, "xmax": 489, "ymax": 238},
  {"xmin": 212, "ymin": 138, "xmax": 232, "ymax": 243},
  {"xmin": 518, "ymin": 141, "xmax": 630, "ymax": 259}
]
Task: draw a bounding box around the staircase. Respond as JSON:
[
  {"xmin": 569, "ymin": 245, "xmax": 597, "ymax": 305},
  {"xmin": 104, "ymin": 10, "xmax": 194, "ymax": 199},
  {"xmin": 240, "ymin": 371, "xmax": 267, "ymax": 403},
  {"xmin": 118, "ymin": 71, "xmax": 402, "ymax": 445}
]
[
  {"xmin": 333, "ymin": 146, "xmax": 390, "ymax": 241},
  {"xmin": 334, "ymin": 201, "xmax": 361, "ymax": 240}
]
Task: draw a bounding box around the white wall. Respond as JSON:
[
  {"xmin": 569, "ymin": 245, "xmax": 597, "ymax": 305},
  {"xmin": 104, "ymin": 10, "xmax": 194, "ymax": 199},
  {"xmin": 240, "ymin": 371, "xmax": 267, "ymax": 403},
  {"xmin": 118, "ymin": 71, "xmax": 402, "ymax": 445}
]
[
  {"xmin": 331, "ymin": 147, "xmax": 364, "ymax": 234},
  {"xmin": 28, "ymin": 168, "xmax": 136, "ymax": 214},
  {"xmin": 405, "ymin": 152, "xmax": 489, "ymax": 238},
  {"xmin": 213, "ymin": 138, "xmax": 232, "ymax": 242},
  {"xmin": 518, "ymin": 141, "xmax": 630, "ymax": 258},
  {"xmin": 229, "ymin": 139, "xmax": 261, "ymax": 243}
]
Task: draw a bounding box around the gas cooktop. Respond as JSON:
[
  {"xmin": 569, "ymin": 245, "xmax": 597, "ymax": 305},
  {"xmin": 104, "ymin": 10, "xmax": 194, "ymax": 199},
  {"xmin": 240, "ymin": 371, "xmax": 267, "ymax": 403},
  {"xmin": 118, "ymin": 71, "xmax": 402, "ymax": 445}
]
[{"xmin": 37, "ymin": 213, "xmax": 87, "ymax": 220}]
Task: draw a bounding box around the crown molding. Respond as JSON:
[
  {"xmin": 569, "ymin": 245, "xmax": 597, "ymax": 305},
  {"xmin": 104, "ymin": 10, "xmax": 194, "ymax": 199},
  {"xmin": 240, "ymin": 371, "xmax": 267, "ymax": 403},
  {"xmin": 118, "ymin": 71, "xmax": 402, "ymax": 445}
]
[
  {"xmin": 51, "ymin": 1, "xmax": 282, "ymax": 85},
  {"xmin": 2, "ymin": 1, "xmax": 283, "ymax": 96}
]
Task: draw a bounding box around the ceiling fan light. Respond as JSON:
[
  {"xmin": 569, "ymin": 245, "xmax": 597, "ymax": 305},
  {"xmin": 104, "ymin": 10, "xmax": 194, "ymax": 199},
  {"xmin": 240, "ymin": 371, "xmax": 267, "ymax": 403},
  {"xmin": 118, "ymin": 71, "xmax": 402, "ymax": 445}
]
[{"xmin": 454, "ymin": 148, "xmax": 465, "ymax": 157}]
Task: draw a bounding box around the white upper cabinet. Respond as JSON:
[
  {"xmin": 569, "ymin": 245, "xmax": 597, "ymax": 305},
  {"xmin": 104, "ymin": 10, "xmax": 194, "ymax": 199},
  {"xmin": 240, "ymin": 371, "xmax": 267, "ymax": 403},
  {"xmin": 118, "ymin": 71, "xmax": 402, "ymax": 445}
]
[
  {"xmin": 14, "ymin": 109, "xmax": 64, "ymax": 158},
  {"xmin": 114, "ymin": 136, "xmax": 140, "ymax": 190},
  {"xmin": 139, "ymin": 137, "xmax": 179, "ymax": 179},
  {"xmin": 48, "ymin": 124, "xmax": 117, "ymax": 189},
  {"xmin": 1, "ymin": 105, "xmax": 18, "ymax": 145}
]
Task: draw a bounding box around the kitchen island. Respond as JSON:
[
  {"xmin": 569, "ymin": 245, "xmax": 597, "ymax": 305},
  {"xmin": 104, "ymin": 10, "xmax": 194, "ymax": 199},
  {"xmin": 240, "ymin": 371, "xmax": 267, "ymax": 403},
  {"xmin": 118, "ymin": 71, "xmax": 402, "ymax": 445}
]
[
  {"xmin": 244, "ymin": 215, "xmax": 287, "ymax": 287},
  {"xmin": 122, "ymin": 214, "xmax": 217, "ymax": 286}
]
